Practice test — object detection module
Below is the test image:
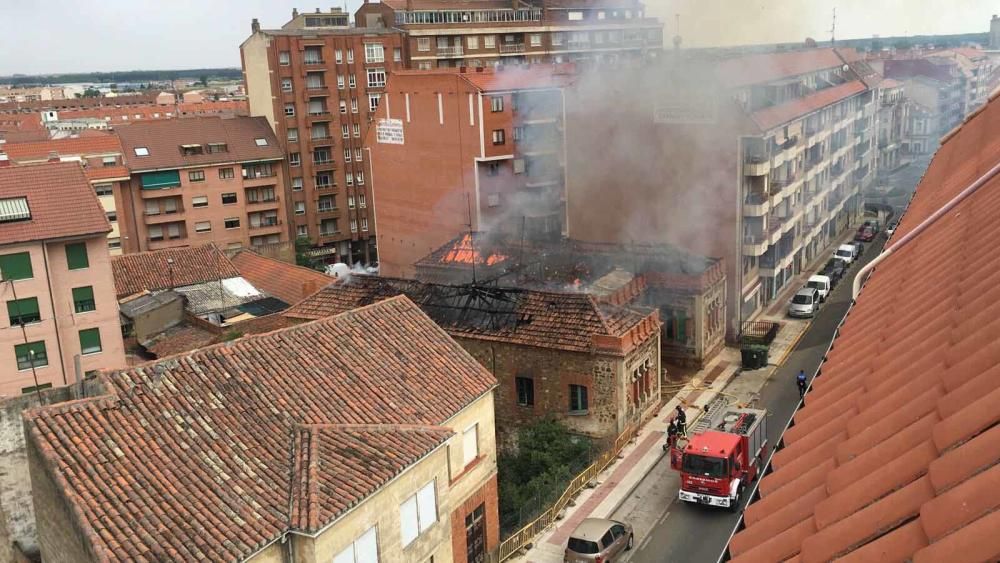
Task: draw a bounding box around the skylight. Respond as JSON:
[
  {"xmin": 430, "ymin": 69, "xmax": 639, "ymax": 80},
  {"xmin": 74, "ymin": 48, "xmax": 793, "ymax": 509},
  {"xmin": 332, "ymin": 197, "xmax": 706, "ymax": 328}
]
[
  {"xmin": 134, "ymin": 147, "xmax": 150, "ymax": 156},
  {"xmin": 254, "ymin": 138, "xmax": 268, "ymax": 146}
]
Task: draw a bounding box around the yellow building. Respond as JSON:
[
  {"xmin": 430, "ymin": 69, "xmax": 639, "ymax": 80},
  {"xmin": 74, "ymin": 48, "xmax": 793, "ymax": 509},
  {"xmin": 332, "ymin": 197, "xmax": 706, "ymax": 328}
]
[{"xmin": 25, "ymin": 296, "xmax": 500, "ymax": 563}]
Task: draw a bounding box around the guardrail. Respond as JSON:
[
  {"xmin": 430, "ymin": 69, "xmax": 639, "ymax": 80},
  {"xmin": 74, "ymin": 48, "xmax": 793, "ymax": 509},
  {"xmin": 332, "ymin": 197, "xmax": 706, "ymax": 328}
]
[{"xmin": 495, "ymin": 422, "xmax": 640, "ymax": 561}]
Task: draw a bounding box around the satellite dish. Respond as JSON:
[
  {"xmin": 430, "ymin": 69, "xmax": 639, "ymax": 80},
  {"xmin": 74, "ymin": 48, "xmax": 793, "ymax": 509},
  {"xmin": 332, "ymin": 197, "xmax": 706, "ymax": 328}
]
[{"xmin": 843, "ymin": 64, "xmax": 850, "ymax": 72}]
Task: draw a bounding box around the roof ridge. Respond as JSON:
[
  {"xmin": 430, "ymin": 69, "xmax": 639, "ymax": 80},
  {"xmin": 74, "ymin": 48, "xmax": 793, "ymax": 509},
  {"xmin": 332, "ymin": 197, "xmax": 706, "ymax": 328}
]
[{"xmin": 295, "ymin": 422, "xmax": 455, "ymax": 434}]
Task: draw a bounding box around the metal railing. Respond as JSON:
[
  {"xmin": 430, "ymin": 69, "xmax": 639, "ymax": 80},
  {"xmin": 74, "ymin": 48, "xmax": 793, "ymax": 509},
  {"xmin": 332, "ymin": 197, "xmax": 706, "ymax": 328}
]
[
  {"xmin": 437, "ymin": 45, "xmax": 464, "ymax": 57},
  {"xmin": 495, "ymin": 422, "xmax": 639, "ymax": 562},
  {"xmin": 499, "ymin": 43, "xmax": 526, "ymax": 54}
]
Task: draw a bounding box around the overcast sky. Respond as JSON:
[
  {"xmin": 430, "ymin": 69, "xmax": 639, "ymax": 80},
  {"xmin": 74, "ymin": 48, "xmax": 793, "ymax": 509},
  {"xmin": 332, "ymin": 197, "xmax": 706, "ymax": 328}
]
[{"xmin": 0, "ymin": 0, "xmax": 996, "ymax": 75}]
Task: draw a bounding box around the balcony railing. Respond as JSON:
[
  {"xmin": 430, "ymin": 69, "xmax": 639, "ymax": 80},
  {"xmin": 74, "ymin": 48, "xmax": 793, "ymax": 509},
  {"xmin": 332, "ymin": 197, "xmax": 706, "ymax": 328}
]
[
  {"xmin": 317, "ymin": 206, "xmax": 338, "ymax": 213},
  {"xmin": 499, "ymin": 43, "xmax": 526, "ymax": 54},
  {"xmin": 303, "ymin": 58, "xmax": 325, "ymax": 65},
  {"xmin": 437, "ymin": 46, "xmax": 464, "ymax": 57},
  {"xmin": 250, "ymin": 219, "xmax": 282, "ymax": 230}
]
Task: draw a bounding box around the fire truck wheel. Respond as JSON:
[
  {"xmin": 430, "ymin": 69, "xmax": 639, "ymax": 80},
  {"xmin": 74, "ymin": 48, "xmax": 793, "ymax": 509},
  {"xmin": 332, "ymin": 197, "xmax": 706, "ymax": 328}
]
[{"xmin": 730, "ymin": 486, "xmax": 743, "ymax": 512}]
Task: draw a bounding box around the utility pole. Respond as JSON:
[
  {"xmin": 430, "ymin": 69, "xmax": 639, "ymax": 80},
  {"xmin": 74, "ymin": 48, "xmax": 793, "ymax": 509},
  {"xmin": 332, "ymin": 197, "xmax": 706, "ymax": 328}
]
[{"xmin": 830, "ymin": 8, "xmax": 837, "ymax": 46}]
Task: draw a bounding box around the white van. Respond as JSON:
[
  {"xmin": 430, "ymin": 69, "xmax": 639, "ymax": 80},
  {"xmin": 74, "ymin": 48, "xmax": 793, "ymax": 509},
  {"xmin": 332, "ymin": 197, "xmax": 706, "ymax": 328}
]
[
  {"xmin": 807, "ymin": 275, "xmax": 831, "ymax": 302},
  {"xmin": 834, "ymin": 244, "xmax": 857, "ymax": 266},
  {"xmin": 788, "ymin": 287, "xmax": 821, "ymax": 318}
]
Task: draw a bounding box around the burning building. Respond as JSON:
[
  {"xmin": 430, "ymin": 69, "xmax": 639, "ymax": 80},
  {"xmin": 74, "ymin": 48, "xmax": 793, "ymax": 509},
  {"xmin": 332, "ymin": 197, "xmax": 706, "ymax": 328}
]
[
  {"xmin": 284, "ymin": 274, "xmax": 662, "ymax": 446},
  {"xmin": 414, "ymin": 232, "xmax": 726, "ymax": 367}
]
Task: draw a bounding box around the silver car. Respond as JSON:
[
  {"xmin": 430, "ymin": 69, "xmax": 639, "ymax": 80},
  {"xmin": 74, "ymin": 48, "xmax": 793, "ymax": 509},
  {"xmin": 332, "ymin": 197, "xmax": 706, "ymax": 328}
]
[{"xmin": 564, "ymin": 518, "xmax": 634, "ymax": 562}]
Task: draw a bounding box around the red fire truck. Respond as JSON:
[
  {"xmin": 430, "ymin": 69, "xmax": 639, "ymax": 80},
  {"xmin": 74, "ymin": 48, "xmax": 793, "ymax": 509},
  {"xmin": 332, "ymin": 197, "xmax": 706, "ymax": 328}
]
[{"xmin": 669, "ymin": 403, "xmax": 768, "ymax": 510}]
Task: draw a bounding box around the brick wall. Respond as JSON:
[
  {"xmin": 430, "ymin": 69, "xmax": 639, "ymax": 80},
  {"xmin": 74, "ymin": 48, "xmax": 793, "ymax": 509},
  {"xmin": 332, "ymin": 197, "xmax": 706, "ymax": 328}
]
[{"xmin": 449, "ymin": 473, "xmax": 499, "ymax": 563}]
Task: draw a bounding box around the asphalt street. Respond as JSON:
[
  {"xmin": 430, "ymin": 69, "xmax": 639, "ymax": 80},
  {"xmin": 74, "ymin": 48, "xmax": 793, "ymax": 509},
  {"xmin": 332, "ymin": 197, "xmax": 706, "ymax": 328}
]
[{"xmin": 616, "ymin": 235, "xmax": 888, "ymax": 563}]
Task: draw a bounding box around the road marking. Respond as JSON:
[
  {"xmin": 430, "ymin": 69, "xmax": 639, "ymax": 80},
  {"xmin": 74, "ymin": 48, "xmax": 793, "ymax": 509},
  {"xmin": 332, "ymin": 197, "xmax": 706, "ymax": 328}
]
[{"xmin": 638, "ymin": 534, "xmax": 653, "ymax": 551}]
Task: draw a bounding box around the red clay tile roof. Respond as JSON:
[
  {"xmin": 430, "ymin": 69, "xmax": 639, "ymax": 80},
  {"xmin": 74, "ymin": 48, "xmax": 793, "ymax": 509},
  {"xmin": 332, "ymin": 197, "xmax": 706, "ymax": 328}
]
[
  {"xmin": 144, "ymin": 324, "xmax": 216, "ymax": 357},
  {"xmin": 2, "ymin": 135, "xmax": 123, "ymax": 161},
  {"xmin": 0, "ymin": 162, "xmax": 110, "ymax": 245},
  {"xmin": 111, "ymin": 243, "xmax": 241, "ymax": 298},
  {"xmin": 25, "ymin": 296, "xmax": 496, "ymax": 561},
  {"xmin": 284, "ymin": 275, "xmax": 656, "ymax": 354},
  {"xmin": 289, "ymin": 424, "xmax": 453, "ymax": 531},
  {"xmin": 458, "ymin": 65, "xmax": 577, "ymax": 92},
  {"xmin": 230, "ymin": 250, "xmax": 334, "ymax": 306},
  {"xmin": 728, "ymin": 87, "xmax": 1000, "ymax": 563},
  {"xmin": 716, "ymin": 48, "xmax": 846, "ymax": 89},
  {"xmin": 84, "ymin": 165, "xmax": 130, "ymax": 182},
  {"xmin": 751, "ymin": 80, "xmax": 867, "ymax": 132},
  {"xmin": 116, "ymin": 115, "xmax": 282, "ymax": 172}
]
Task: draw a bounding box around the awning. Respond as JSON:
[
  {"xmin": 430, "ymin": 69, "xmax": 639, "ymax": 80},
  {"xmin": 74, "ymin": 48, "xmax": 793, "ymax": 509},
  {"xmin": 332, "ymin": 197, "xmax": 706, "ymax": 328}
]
[{"xmin": 141, "ymin": 170, "xmax": 181, "ymax": 190}]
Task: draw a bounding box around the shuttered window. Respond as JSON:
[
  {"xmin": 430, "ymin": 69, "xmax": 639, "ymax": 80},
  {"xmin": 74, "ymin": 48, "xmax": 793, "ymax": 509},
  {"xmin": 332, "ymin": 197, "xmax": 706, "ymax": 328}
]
[
  {"xmin": 73, "ymin": 286, "xmax": 96, "ymax": 313},
  {"xmin": 6, "ymin": 297, "xmax": 39, "ymax": 325},
  {"xmin": 14, "ymin": 341, "xmax": 47, "ymax": 370},
  {"xmin": 79, "ymin": 328, "xmax": 102, "ymax": 355},
  {"xmin": 65, "ymin": 243, "xmax": 89, "ymax": 270},
  {"xmin": 0, "ymin": 252, "xmax": 32, "ymax": 280}
]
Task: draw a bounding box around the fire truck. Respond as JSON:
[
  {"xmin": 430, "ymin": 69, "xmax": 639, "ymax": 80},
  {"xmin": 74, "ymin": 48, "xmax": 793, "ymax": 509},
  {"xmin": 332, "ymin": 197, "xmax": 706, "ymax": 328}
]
[{"xmin": 669, "ymin": 401, "xmax": 768, "ymax": 511}]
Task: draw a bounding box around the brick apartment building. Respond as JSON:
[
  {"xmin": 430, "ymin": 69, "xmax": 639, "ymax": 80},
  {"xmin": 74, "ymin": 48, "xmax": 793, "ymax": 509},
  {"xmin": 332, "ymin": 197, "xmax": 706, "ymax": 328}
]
[
  {"xmin": 0, "ymin": 163, "xmax": 124, "ymax": 397},
  {"xmin": 284, "ymin": 275, "xmax": 662, "ymax": 446},
  {"xmin": 26, "ymin": 297, "xmax": 501, "ymax": 563},
  {"xmin": 365, "ymin": 65, "xmax": 573, "ymax": 277},
  {"xmin": 355, "ymin": 0, "xmax": 663, "ymax": 68},
  {"xmin": 565, "ymin": 48, "xmax": 878, "ymax": 338},
  {"xmin": 115, "ymin": 116, "xmax": 290, "ymax": 253},
  {"xmin": 241, "ymin": 10, "xmax": 403, "ymax": 265},
  {"xmin": 1, "ymin": 135, "xmax": 130, "ymax": 254},
  {"xmin": 876, "ymin": 79, "xmax": 910, "ymax": 179}
]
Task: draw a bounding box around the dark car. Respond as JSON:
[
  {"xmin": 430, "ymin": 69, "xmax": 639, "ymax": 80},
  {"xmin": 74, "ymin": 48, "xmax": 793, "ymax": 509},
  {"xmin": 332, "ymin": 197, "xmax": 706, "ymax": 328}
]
[
  {"xmin": 821, "ymin": 258, "xmax": 847, "ymax": 285},
  {"xmin": 857, "ymin": 226, "xmax": 875, "ymax": 242}
]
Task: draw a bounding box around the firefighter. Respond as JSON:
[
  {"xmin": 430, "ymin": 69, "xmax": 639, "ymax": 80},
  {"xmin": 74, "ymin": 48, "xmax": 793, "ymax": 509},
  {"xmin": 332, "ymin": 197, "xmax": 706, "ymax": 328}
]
[
  {"xmin": 664, "ymin": 419, "xmax": 679, "ymax": 451},
  {"xmin": 675, "ymin": 405, "xmax": 687, "ymax": 436},
  {"xmin": 797, "ymin": 369, "xmax": 808, "ymax": 398}
]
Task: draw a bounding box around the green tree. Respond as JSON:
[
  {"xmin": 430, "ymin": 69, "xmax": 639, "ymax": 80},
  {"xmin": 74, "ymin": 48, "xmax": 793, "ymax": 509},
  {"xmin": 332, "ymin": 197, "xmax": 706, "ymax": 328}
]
[
  {"xmin": 199, "ymin": 74, "xmax": 209, "ymax": 87},
  {"xmin": 295, "ymin": 237, "xmax": 325, "ymax": 271}
]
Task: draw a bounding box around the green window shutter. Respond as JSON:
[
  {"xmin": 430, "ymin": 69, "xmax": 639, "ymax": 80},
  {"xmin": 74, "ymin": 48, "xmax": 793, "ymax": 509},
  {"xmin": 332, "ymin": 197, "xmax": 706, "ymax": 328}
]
[
  {"xmin": 79, "ymin": 328, "xmax": 102, "ymax": 355},
  {"xmin": 6, "ymin": 297, "xmax": 40, "ymax": 325},
  {"xmin": 677, "ymin": 310, "xmax": 687, "ymax": 342},
  {"xmin": 141, "ymin": 170, "xmax": 181, "ymax": 190},
  {"xmin": 14, "ymin": 341, "xmax": 48, "ymax": 370},
  {"xmin": 72, "ymin": 286, "xmax": 96, "ymax": 313},
  {"xmin": 0, "ymin": 252, "xmax": 33, "ymax": 280},
  {"xmin": 65, "ymin": 243, "xmax": 89, "ymax": 270}
]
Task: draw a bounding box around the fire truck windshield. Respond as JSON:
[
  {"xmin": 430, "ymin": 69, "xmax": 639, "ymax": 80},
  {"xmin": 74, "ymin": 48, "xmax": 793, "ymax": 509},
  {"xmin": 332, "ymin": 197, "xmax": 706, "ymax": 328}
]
[{"xmin": 682, "ymin": 454, "xmax": 728, "ymax": 478}]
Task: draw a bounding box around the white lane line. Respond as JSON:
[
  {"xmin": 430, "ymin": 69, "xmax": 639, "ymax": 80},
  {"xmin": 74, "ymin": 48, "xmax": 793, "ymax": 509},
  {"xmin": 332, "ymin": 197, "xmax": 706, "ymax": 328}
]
[{"xmin": 638, "ymin": 533, "xmax": 653, "ymax": 552}]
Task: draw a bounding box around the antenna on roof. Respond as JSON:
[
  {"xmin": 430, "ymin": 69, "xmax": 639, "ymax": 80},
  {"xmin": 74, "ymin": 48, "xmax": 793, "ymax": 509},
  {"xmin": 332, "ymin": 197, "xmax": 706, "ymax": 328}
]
[
  {"xmin": 466, "ymin": 192, "xmax": 477, "ymax": 285},
  {"xmin": 829, "ymin": 8, "xmax": 837, "ymax": 46}
]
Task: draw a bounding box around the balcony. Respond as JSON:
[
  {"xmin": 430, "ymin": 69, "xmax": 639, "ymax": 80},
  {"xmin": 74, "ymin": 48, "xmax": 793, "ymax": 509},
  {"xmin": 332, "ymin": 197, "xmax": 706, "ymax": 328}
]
[
  {"xmin": 304, "ymin": 86, "xmax": 329, "ymax": 98},
  {"xmin": 317, "ymin": 206, "xmax": 339, "ymax": 216},
  {"xmin": 437, "ymin": 46, "xmax": 464, "ymax": 58},
  {"xmin": 303, "ymin": 58, "xmax": 325, "ymax": 66},
  {"xmin": 246, "ymin": 196, "xmax": 280, "ymax": 210},
  {"xmin": 313, "ymin": 159, "xmax": 336, "ymax": 171},
  {"xmin": 567, "ymin": 40, "xmax": 590, "ymax": 49},
  {"xmin": 243, "ymin": 174, "xmax": 277, "ymax": 188},
  {"xmin": 249, "ymin": 219, "xmax": 282, "ymax": 231},
  {"xmin": 307, "ymin": 111, "xmax": 332, "ymax": 123},
  {"xmin": 145, "ymin": 209, "xmax": 185, "ymax": 224},
  {"xmin": 743, "ymin": 193, "xmax": 770, "ymax": 217},
  {"xmin": 744, "ymin": 155, "xmax": 770, "ymax": 177},
  {"xmin": 499, "ymin": 43, "xmax": 526, "ymax": 55},
  {"xmin": 742, "ymin": 233, "xmax": 768, "ymax": 257}
]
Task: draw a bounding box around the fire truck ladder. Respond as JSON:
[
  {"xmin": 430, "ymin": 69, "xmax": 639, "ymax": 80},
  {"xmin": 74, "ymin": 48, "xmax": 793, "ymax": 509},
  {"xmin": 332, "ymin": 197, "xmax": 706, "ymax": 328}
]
[{"xmin": 690, "ymin": 397, "xmax": 731, "ymax": 435}]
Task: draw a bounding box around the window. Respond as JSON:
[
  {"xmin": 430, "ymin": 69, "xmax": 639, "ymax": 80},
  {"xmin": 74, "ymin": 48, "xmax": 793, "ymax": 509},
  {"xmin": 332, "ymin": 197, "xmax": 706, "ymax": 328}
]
[
  {"xmin": 394, "ymin": 47, "xmax": 402, "ymax": 62},
  {"xmin": 247, "ymin": 186, "xmax": 276, "ymax": 202},
  {"xmin": 364, "ymin": 43, "xmax": 384, "ymax": 63},
  {"xmin": 194, "ymin": 221, "xmax": 211, "ymax": 233},
  {"xmin": 568, "ymin": 10, "xmax": 583, "ymax": 20},
  {"xmin": 7, "ymin": 297, "xmax": 40, "ymax": 325},
  {"xmin": 133, "ymin": 147, "xmax": 149, "ymax": 156},
  {"xmin": 318, "ymin": 195, "xmax": 336, "ymax": 212},
  {"xmin": 491, "ymin": 96, "xmax": 503, "ymax": 112},
  {"xmin": 358, "ymin": 193, "xmax": 366, "ymax": 207},
  {"xmin": 0, "ymin": 252, "xmax": 32, "ymax": 280},
  {"xmin": 348, "ymin": 194, "xmax": 356, "ymax": 208},
  {"xmin": 346, "ymin": 172, "xmax": 354, "ymax": 186},
  {"xmin": 102, "ymin": 156, "xmax": 116, "ymax": 167},
  {"xmin": 418, "ymin": 61, "xmax": 433, "ymax": 70},
  {"xmin": 217, "ymin": 167, "xmax": 235, "ymax": 180},
  {"xmin": 179, "ymin": 144, "xmax": 204, "ymax": 156},
  {"xmin": 71, "ymin": 286, "xmax": 95, "ymax": 313},
  {"xmin": 320, "ymin": 218, "xmax": 338, "ymax": 235},
  {"xmin": 357, "ymin": 171, "xmax": 364, "ymax": 185},
  {"xmin": 294, "ymin": 202, "xmax": 306, "ymax": 215},
  {"xmin": 311, "ymin": 123, "xmax": 329, "ymax": 139},
  {"xmin": 512, "ymin": 126, "xmax": 524, "ymax": 141},
  {"xmin": 188, "ymin": 170, "xmax": 205, "ymax": 182},
  {"xmin": 332, "ymin": 527, "xmax": 377, "ymax": 563},
  {"xmin": 287, "ymin": 128, "xmax": 299, "ymax": 142},
  {"xmin": 355, "ymin": 149, "xmax": 363, "ymax": 161},
  {"xmin": 79, "ymin": 328, "xmax": 102, "ymax": 355},
  {"xmin": 463, "ymin": 424, "xmax": 479, "ymax": 466},
  {"xmin": 94, "ymin": 183, "xmax": 114, "ymax": 196},
  {"xmin": 221, "ymin": 193, "xmax": 237, "ymax": 205},
  {"xmin": 335, "ymin": 49, "xmax": 343, "ymax": 63},
  {"xmin": 15, "ymin": 341, "xmax": 47, "ymax": 370},
  {"xmin": 367, "ymin": 68, "xmax": 386, "ymax": 88},
  {"xmin": 368, "ymin": 93, "xmax": 381, "ymax": 112},
  {"xmin": 417, "ymin": 37, "xmax": 431, "ymax": 51},
  {"xmin": 279, "ymin": 51, "xmax": 290, "ymax": 65},
  {"xmin": 297, "ymin": 225, "xmax": 308, "ymax": 237},
  {"xmin": 467, "ymin": 36, "xmax": 480, "ymax": 49},
  {"xmin": 569, "ymin": 384, "xmax": 588, "ymax": 413},
  {"xmin": 516, "ymin": 376, "xmax": 534, "ymax": 406},
  {"xmin": 484, "ymin": 35, "xmax": 496, "ymax": 49},
  {"xmin": 552, "ymin": 32, "xmax": 564, "ymax": 46},
  {"xmin": 224, "ymin": 217, "xmax": 240, "ymax": 229},
  {"xmin": 350, "ymin": 219, "xmax": 358, "ymax": 232},
  {"xmin": 344, "ymin": 148, "xmax": 352, "ymax": 162},
  {"xmin": 342, "ymin": 125, "xmax": 350, "ymax": 138},
  {"xmin": 65, "ymin": 243, "xmax": 88, "ymax": 270},
  {"xmin": 192, "ymin": 196, "xmax": 208, "ymax": 208},
  {"xmin": 284, "ymin": 104, "xmax": 295, "ymax": 116},
  {"xmin": 347, "ymin": 48, "xmax": 354, "ymax": 63},
  {"xmin": 400, "ymin": 480, "xmax": 438, "ymax": 547},
  {"xmin": 292, "ymin": 177, "xmax": 303, "ymax": 191},
  {"xmin": 529, "ymin": 34, "xmax": 542, "ymax": 46},
  {"xmin": 491, "ymin": 129, "xmax": 505, "ymax": 145},
  {"xmin": 337, "ymin": 75, "xmax": 345, "ymax": 89},
  {"xmin": 106, "ymin": 211, "xmax": 117, "ymax": 223},
  {"xmin": 254, "ymin": 138, "xmax": 269, "ymax": 147},
  {"xmin": 594, "ymin": 31, "xmax": 604, "ymax": 44},
  {"xmin": 289, "ymin": 152, "xmax": 301, "ymax": 166},
  {"xmin": 21, "ymin": 382, "xmax": 52, "ymax": 395},
  {"xmin": 349, "ymin": 74, "xmax": 357, "ymax": 89},
  {"xmin": 108, "ymin": 238, "xmax": 121, "ymax": 250},
  {"xmin": 351, "ymin": 98, "xmax": 359, "ymax": 113},
  {"xmin": 281, "ymin": 78, "xmax": 293, "ymax": 92},
  {"xmin": 361, "ymin": 217, "xmax": 369, "ymax": 231},
  {"xmin": 598, "ymin": 10, "xmax": 606, "ymax": 19},
  {"xmin": 340, "ymin": 100, "xmax": 348, "ymax": 114},
  {"xmin": 314, "ymin": 147, "xmax": 332, "ymax": 163},
  {"xmin": 486, "ymin": 162, "xmax": 500, "ymax": 176},
  {"xmin": 316, "ymin": 173, "xmax": 333, "ymax": 188}
]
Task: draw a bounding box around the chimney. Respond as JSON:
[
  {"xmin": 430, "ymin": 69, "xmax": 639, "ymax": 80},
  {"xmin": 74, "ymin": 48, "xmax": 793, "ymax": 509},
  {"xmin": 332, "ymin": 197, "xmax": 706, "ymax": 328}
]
[
  {"xmin": 251, "ymin": 18, "xmax": 260, "ymax": 33},
  {"xmin": 292, "ymin": 8, "xmax": 299, "ymax": 17},
  {"xmin": 315, "ymin": 8, "xmax": 321, "ymax": 13},
  {"xmin": 47, "ymin": 151, "xmax": 59, "ymax": 163},
  {"xmin": 0, "ymin": 152, "xmax": 9, "ymax": 167}
]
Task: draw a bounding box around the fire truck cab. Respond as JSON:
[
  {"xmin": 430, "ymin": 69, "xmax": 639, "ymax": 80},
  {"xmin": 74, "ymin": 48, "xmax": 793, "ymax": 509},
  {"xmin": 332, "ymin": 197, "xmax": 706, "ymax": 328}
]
[{"xmin": 670, "ymin": 405, "xmax": 767, "ymax": 511}]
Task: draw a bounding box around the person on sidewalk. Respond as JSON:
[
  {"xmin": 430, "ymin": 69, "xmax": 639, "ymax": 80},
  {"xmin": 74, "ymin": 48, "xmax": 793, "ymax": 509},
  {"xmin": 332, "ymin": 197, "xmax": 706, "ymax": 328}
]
[
  {"xmin": 797, "ymin": 370, "xmax": 808, "ymax": 398},
  {"xmin": 664, "ymin": 419, "xmax": 679, "ymax": 451},
  {"xmin": 675, "ymin": 405, "xmax": 687, "ymax": 436}
]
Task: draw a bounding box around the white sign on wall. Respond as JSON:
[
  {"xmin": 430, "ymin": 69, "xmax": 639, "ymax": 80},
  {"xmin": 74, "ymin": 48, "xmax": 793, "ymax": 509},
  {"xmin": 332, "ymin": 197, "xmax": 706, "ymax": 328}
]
[{"xmin": 376, "ymin": 118, "xmax": 405, "ymax": 144}]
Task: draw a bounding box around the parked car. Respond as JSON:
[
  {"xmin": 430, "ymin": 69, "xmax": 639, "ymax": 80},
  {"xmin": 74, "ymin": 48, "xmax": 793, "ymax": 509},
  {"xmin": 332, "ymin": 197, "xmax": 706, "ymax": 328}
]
[
  {"xmin": 852, "ymin": 241, "xmax": 865, "ymax": 257},
  {"xmin": 821, "ymin": 258, "xmax": 847, "ymax": 286},
  {"xmin": 807, "ymin": 274, "xmax": 832, "ymax": 302},
  {"xmin": 834, "ymin": 244, "xmax": 857, "ymax": 266},
  {"xmin": 856, "ymin": 226, "xmax": 875, "ymax": 242},
  {"xmin": 565, "ymin": 518, "xmax": 634, "ymax": 563},
  {"xmin": 886, "ymin": 220, "xmax": 898, "ymax": 237},
  {"xmin": 788, "ymin": 287, "xmax": 821, "ymax": 318}
]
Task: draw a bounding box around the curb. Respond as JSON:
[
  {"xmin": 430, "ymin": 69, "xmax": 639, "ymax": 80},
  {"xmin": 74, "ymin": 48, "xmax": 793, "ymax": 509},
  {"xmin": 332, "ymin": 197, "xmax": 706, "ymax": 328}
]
[{"xmin": 773, "ymin": 325, "xmax": 807, "ymax": 369}]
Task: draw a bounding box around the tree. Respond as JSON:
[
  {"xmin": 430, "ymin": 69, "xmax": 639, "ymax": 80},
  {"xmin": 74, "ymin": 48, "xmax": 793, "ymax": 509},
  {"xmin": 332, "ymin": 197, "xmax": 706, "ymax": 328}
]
[
  {"xmin": 295, "ymin": 237, "xmax": 325, "ymax": 271},
  {"xmin": 199, "ymin": 74, "xmax": 209, "ymax": 87},
  {"xmin": 81, "ymin": 87, "xmax": 101, "ymax": 98}
]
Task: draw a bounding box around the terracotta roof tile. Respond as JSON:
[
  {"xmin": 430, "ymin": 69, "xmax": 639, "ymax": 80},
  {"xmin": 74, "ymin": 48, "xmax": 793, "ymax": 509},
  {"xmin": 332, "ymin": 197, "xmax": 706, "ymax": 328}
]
[
  {"xmin": 25, "ymin": 297, "xmax": 496, "ymax": 561},
  {"xmin": 0, "ymin": 162, "xmax": 110, "ymax": 245},
  {"xmin": 716, "ymin": 48, "xmax": 847, "ymax": 89},
  {"xmin": 230, "ymin": 250, "xmax": 334, "ymax": 306},
  {"xmin": 751, "ymin": 80, "xmax": 867, "ymax": 132},
  {"xmin": 728, "ymin": 84, "xmax": 1000, "ymax": 563},
  {"xmin": 111, "ymin": 243, "xmax": 241, "ymax": 298},
  {"xmin": 2, "ymin": 134, "xmax": 123, "ymax": 161}
]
